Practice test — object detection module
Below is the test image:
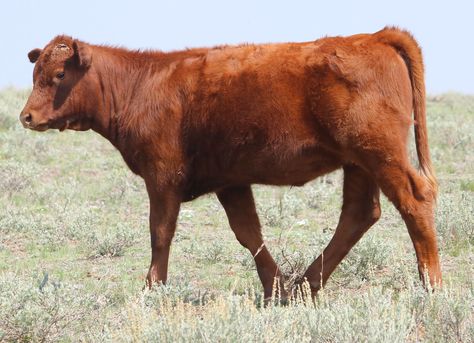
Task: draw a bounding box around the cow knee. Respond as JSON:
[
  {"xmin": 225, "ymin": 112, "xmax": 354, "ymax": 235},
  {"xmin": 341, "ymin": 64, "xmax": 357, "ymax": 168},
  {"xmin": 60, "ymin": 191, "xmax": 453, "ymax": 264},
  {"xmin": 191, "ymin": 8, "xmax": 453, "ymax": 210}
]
[
  {"xmin": 151, "ymin": 227, "xmax": 174, "ymax": 249},
  {"xmin": 369, "ymin": 202, "xmax": 381, "ymax": 226}
]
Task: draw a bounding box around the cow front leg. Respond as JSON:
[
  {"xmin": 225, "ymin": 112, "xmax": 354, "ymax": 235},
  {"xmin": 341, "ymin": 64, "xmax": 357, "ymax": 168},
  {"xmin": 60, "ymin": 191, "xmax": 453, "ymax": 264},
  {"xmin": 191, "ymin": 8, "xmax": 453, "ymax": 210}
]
[{"xmin": 145, "ymin": 186, "xmax": 181, "ymax": 287}]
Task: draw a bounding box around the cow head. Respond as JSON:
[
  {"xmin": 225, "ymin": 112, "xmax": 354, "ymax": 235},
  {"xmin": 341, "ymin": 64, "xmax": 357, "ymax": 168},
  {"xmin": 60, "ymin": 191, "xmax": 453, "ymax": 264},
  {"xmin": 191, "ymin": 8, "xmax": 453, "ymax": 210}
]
[{"xmin": 20, "ymin": 36, "xmax": 98, "ymax": 132}]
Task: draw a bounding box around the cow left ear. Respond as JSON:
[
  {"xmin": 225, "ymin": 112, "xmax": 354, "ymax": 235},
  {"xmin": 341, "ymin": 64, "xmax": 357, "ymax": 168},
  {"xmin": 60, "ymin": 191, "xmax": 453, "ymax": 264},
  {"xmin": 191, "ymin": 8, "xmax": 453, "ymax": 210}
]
[
  {"xmin": 72, "ymin": 40, "xmax": 92, "ymax": 68},
  {"xmin": 28, "ymin": 48, "xmax": 42, "ymax": 63}
]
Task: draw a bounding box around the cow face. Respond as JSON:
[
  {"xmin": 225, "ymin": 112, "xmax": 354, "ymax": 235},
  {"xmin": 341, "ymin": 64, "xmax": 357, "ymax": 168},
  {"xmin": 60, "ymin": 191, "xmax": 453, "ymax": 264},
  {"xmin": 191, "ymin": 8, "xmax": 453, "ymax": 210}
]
[{"xmin": 20, "ymin": 36, "xmax": 97, "ymax": 132}]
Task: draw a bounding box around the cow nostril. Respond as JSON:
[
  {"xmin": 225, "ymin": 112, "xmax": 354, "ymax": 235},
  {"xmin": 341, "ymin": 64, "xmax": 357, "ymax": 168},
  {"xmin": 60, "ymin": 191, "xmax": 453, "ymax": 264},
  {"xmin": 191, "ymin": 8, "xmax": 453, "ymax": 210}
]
[{"xmin": 24, "ymin": 113, "xmax": 32, "ymax": 124}]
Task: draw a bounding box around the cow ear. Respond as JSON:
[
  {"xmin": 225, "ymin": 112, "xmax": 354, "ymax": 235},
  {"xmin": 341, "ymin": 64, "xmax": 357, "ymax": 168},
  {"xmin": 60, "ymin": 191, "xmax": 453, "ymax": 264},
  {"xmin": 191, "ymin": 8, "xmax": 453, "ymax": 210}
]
[
  {"xmin": 28, "ymin": 48, "xmax": 42, "ymax": 63},
  {"xmin": 72, "ymin": 40, "xmax": 92, "ymax": 68}
]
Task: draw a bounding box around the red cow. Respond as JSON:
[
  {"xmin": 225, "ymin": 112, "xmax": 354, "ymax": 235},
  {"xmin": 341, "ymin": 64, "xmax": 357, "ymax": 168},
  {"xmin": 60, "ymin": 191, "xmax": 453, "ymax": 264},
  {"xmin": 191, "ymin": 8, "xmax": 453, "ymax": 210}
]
[{"xmin": 20, "ymin": 27, "xmax": 441, "ymax": 299}]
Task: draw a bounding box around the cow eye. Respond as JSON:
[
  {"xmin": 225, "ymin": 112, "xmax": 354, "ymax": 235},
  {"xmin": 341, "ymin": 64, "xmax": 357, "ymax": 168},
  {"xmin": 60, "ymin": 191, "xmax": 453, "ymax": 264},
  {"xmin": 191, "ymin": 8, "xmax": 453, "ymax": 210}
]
[{"xmin": 56, "ymin": 72, "xmax": 65, "ymax": 80}]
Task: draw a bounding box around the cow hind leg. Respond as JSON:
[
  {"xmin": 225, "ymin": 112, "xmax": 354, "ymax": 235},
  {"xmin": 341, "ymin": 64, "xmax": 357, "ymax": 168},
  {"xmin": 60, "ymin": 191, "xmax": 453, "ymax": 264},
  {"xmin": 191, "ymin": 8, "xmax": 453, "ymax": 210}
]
[
  {"xmin": 301, "ymin": 165, "xmax": 381, "ymax": 296},
  {"xmin": 216, "ymin": 186, "xmax": 287, "ymax": 301},
  {"xmin": 374, "ymin": 162, "xmax": 442, "ymax": 288}
]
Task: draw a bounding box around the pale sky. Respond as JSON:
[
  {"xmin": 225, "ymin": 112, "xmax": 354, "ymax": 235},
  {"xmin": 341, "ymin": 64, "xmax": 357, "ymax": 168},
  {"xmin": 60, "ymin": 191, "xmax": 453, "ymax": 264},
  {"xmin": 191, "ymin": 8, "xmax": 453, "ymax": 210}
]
[{"xmin": 1, "ymin": 0, "xmax": 473, "ymax": 94}]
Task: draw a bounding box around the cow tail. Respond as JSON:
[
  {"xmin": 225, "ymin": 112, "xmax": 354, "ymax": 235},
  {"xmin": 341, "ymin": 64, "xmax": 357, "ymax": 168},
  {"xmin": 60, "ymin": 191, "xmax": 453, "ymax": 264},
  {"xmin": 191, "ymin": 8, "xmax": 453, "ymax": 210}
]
[{"xmin": 376, "ymin": 27, "xmax": 437, "ymax": 198}]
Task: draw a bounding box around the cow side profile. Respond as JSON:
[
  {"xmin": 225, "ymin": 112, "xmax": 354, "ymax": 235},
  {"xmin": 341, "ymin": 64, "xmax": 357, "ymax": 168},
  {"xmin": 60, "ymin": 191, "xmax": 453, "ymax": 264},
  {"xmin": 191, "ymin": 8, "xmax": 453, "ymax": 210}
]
[{"xmin": 20, "ymin": 27, "xmax": 441, "ymax": 299}]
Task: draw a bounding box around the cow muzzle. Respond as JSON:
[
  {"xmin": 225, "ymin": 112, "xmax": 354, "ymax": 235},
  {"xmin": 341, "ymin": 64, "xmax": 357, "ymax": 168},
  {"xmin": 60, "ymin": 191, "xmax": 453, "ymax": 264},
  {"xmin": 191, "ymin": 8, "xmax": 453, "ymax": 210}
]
[
  {"xmin": 19, "ymin": 109, "xmax": 49, "ymax": 131},
  {"xmin": 19, "ymin": 112, "xmax": 32, "ymax": 127}
]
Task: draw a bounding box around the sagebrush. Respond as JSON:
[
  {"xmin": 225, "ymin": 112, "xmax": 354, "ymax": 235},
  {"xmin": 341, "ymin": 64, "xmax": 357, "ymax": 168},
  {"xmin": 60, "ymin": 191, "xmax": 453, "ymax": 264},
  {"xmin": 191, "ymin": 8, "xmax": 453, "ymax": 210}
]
[{"xmin": 0, "ymin": 89, "xmax": 473, "ymax": 342}]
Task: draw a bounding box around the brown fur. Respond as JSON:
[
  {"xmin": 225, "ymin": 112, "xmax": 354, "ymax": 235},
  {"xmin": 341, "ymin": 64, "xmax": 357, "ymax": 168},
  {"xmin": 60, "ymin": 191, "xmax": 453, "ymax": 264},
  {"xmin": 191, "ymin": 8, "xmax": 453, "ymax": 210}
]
[{"xmin": 20, "ymin": 27, "xmax": 442, "ymax": 298}]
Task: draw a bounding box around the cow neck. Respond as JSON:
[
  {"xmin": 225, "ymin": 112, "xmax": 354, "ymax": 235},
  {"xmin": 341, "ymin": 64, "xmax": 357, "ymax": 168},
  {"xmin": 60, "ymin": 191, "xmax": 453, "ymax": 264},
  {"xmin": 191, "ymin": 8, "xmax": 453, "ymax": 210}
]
[{"xmin": 91, "ymin": 46, "xmax": 164, "ymax": 148}]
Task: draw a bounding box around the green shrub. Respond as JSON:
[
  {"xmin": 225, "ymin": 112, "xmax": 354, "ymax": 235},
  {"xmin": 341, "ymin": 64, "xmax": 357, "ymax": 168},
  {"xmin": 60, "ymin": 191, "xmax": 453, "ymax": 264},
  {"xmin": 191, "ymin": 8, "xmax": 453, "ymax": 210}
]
[
  {"xmin": 86, "ymin": 224, "xmax": 136, "ymax": 258},
  {"xmin": 0, "ymin": 273, "xmax": 98, "ymax": 342}
]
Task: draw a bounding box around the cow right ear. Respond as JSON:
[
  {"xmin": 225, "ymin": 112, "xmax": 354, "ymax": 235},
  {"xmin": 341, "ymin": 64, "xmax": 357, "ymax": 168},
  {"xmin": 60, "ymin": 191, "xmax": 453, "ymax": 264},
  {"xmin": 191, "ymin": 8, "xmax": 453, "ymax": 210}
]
[
  {"xmin": 72, "ymin": 41, "xmax": 92, "ymax": 68},
  {"xmin": 28, "ymin": 48, "xmax": 42, "ymax": 63}
]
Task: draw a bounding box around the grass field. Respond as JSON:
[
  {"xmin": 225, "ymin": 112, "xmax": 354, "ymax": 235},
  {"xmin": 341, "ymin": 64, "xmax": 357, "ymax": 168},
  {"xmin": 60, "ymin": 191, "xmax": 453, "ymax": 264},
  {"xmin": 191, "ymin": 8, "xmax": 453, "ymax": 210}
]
[{"xmin": 0, "ymin": 88, "xmax": 473, "ymax": 342}]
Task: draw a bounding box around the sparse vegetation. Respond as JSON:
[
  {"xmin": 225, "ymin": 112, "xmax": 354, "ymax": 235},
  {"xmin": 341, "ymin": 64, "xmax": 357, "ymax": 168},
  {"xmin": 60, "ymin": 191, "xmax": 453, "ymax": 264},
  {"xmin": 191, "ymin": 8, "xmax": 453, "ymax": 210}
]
[{"xmin": 0, "ymin": 88, "xmax": 473, "ymax": 342}]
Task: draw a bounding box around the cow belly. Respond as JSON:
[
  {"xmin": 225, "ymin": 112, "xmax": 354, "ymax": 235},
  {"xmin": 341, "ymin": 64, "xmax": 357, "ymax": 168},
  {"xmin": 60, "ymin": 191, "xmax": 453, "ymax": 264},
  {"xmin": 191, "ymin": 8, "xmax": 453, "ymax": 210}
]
[
  {"xmin": 183, "ymin": 150, "xmax": 341, "ymax": 201},
  {"xmin": 241, "ymin": 153, "xmax": 342, "ymax": 186}
]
